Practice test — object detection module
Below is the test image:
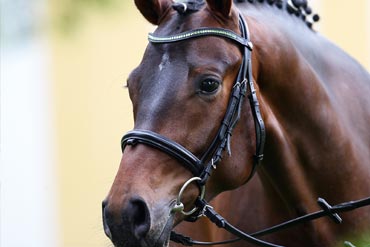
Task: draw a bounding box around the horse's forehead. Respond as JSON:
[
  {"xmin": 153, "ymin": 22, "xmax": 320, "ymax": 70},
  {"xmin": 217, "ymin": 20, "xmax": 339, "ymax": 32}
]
[
  {"xmin": 157, "ymin": 7, "xmax": 209, "ymax": 33},
  {"xmin": 129, "ymin": 8, "xmax": 242, "ymax": 108},
  {"xmin": 133, "ymin": 44, "xmax": 239, "ymax": 106},
  {"xmin": 158, "ymin": 52, "xmax": 170, "ymax": 72},
  {"xmin": 142, "ymin": 7, "xmax": 240, "ymax": 66},
  {"xmin": 156, "ymin": 5, "xmax": 239, "ymax": 38}
]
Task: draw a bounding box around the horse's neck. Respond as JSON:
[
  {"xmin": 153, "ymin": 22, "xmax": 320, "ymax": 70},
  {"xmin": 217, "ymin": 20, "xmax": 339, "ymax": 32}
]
[{"xmin": 245, "ymin": 7, "xmax": 370, "ymax": 235}]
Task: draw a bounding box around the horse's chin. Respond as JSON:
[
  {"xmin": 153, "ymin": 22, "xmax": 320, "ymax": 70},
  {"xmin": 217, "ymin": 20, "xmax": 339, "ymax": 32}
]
[
  {"xmin": 152, "ymin": 237, "xmax": 170, "ymax": 247},
  {"xmin": 151, "ymin": 214, "xmax": 174, "ymax": 247},
  {"xmin": 113, "ymin": 233, "xmax": 171, "ymax": 247},
  {"xmin": 133, "ymin": 229, "xmax": 170, "ymax": 247},
  {"xmin": 152, "ymin": 234, "xmax": 171, "ymax": 247},
  {"xmin": 143, "ymin": 231, "xmax": 170, "ymax": 247}
]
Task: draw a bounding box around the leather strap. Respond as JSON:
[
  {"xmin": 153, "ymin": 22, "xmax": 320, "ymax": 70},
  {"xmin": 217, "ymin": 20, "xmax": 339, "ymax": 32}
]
[
  {"xmin": 122, "ymin": 130, "xmax": 203, "ymax": 176},
  {"xmin": 193, "ymin": 198, "xmax": 284, "ymax": 247}
]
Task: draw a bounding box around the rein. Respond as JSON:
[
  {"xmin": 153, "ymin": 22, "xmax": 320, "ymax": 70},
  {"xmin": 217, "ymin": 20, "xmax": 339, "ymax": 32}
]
[
  {"xmin": 171, "ymin": 196, "xmax": 370, "ymax": 246},
  {"xmin": 120, "ymin": 13, "xmax": 370, "ymax": 247}
]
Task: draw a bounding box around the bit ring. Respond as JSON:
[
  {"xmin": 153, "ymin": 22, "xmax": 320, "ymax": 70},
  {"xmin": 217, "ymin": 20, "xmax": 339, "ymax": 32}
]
[{"xmin": 172, "ymin": 177, "xmax": 205, "ymax": 216}]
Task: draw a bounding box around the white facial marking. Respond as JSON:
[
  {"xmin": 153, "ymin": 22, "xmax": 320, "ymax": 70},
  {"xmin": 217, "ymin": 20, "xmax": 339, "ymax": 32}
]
[{"xmin": 159, "ymin": 53, "xmax": 170, "ymax": 71}]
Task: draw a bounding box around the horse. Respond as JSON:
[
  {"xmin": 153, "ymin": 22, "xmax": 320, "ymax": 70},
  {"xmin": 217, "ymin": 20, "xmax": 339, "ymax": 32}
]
[{"xmin": 102, "ymin": 0, "xmax": 370, "ymax": 246}]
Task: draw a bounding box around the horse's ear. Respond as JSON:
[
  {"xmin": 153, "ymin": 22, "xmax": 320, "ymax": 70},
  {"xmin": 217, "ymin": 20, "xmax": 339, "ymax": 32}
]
[
  {"xmin": 134, "ymin": 0, "xmax": 172, "ymax": 25},
  {"xmin": 206, "ymin": 0, "xmax": 233, "ymax": 18}
]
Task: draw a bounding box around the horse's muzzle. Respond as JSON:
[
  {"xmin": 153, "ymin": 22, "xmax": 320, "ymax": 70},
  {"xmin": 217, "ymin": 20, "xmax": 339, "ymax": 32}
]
[{"xmin": 102, "ymin": 196, "xmax": 152, "ymax": 246}]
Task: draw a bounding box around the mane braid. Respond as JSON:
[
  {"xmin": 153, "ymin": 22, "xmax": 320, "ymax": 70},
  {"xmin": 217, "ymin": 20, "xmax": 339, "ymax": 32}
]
[
  {"xmin": 234, "ymin": 0, "xmax": 320, "ymax": 29},
  {"xmin": 172, "ymin": 0, "xmax": 319, "ymax": 29}
]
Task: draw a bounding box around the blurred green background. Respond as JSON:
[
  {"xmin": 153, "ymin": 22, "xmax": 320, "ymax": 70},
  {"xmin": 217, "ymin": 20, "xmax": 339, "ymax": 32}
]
[{"xmin": 1, "ymin": 1, "xmax": 369, "ymax": 247}]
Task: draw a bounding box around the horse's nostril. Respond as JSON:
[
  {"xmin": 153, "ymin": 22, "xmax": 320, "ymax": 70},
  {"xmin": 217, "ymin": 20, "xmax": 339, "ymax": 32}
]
[
  {"xmin": 102, "ymin": 200, "xmax": 112, "ymax": 239},
  {"xmin": 124, "ymin": 197, "xmax": 151, "ymax": 239}
]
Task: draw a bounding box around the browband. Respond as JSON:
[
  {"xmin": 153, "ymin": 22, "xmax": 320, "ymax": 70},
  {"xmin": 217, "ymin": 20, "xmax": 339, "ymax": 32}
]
[{"xmin": 148, "ymin": 27, "xmax": 253, "ymax": 50}]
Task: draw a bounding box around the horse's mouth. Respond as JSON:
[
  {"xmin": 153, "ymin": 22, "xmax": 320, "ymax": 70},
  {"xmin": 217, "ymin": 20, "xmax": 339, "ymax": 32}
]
[
  {"xmin": 152, "ymin": 214, "xmax": 174, "ymax": 247},
  {"xmin": 112, "ymin": 229, "xmax": 172, "ymax": 247},
  {"xmin": 124, "ymin": 211, "xmax": 173, "ymax": 247},
  {"xmin": 152, "ymin": 235, "xmax": 170, "ymax": 247}
]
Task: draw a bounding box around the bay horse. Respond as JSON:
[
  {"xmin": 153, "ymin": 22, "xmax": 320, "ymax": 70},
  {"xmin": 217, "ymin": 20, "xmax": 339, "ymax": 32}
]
[{"xmin": 102, "ymin": 0, "xmax": 370, "ymax": 246}]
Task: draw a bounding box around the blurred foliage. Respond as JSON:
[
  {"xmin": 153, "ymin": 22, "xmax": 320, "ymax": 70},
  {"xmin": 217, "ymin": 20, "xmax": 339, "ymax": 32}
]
[
  {"xmin": 54, "ymin": 0, "xmax": 127, "ymax": 34},
  {"xmin": 338, "ymin": 231, "xmax": 370, "ymax": 247}
]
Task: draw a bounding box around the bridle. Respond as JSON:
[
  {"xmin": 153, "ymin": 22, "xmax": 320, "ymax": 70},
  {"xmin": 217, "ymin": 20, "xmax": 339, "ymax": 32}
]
[
  {"xmin": 122, "ymin": 14, "xmax": 263, "ymax": 215},
  {"xmin": 121, "ymin": 13, "xmax": 275, "ymax": 247},
  {"xmin": 122, "ymin": 15, "xmax": 265, "ymax": 185},
  {"xmin": 119, "ymin": 12, "xmax": 370, "ymax": 247}
]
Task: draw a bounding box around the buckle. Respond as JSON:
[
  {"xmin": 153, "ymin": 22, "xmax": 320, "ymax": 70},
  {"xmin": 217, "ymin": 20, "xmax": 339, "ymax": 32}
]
[{"xmin": 253, "ymin": 154, "xmax": 264, "ymax": 162}]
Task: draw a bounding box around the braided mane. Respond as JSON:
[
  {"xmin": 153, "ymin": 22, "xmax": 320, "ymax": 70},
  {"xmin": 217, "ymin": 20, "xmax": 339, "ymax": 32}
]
[
  {"xmin": 235, "ymin": 0, "xmax": 320, "ymax": 28},
  {"xmin": 172, "ymin": 0, "xmax": 320, "ymax": 29}
]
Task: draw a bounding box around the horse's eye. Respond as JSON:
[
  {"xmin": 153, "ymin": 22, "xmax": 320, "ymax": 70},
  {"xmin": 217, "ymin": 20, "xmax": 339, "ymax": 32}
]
[{"xmin": 199, "ymin": 79, "xmax": 220, "ymax": 94}]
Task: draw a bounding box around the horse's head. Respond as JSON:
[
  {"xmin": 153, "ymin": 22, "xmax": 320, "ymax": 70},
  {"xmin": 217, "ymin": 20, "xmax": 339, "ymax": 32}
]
[{"xmin": 103, "ymin": 0, "xmax": 259, "ymax": 246}]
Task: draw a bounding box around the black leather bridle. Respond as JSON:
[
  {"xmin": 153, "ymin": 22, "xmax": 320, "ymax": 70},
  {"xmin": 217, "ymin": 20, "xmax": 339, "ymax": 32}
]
[
  {"xmin": 120, "ymin": 14, "xmax": 278, "ymax": 247},
  {"xmin": 122, "ymin": 13, "xmax": 265, "ymax": 198}
]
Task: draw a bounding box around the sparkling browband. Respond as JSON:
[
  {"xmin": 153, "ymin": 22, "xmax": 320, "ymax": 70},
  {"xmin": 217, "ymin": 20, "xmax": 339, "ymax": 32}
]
[{"xmin": 148, "ymin": 27, "xmax": 253, "ymax": 50}]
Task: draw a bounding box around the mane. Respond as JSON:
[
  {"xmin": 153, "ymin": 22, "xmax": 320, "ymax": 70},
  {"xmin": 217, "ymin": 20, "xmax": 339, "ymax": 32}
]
[{"xmin": 172, "ymin": 0, "xmax": 320, "ymax": 29}]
